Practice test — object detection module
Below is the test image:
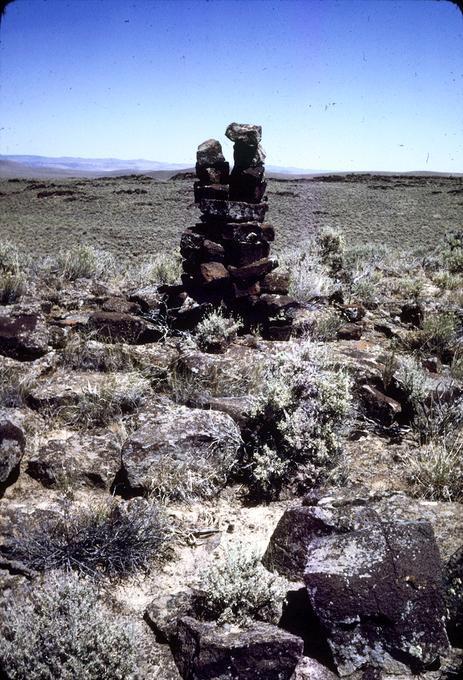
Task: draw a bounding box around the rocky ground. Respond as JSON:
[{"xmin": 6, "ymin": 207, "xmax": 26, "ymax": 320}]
[{"xmin": 0, "ymin": 210, "xmax": 462, "ymax": 678}]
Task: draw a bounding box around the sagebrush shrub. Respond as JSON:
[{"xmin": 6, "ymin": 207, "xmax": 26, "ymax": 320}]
[
  {"xmin": 317, "ymin": 226, "xmax": 345, "ymax": 276},
  {"xmin": 196, "ymin": 543, "xmax": 286, "ymax": 627},
  {"xmin": 0, "ymin": 272, "xmax": 26, "ymax": 304},
  {"xmin": 6, "ymin": 499, "xmax": 168, "ymax": 577},
  {"xmin": 0, "ymin": 571, "xmax": 138, "ymax": 679},
  {"xmin": 195, "ymin": 309, "xmax": 242, "ymax": 353},
  {"xmin": 281, "ymin": 246, "xmax": 335, "ymax": 301},
  {"xmin": 243, "ymin": 341, "xmax": 352, "ymax": 497},
  {"xmin": 0, "ymin": 241, "xmax": 21, "ymax": 274}
]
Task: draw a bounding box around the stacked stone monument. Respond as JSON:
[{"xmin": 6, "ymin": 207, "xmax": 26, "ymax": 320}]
[{"xmin": 178, "ymin": 123, "xmax": 298, "ymax": 338}]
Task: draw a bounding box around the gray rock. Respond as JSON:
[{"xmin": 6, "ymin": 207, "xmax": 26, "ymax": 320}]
[
  {"xmin": 360, "ymin": 384, "xmax": 402, "ymax": 426},
  {"xmin": 121, "ymin": 403, "xmax": 241, "ymax": 498},
  {"xmin": 290, "ymin": 657, "xmax": 338, "ymax": 680},
  {"xmin": 196, "ymin": 139, "xmax": 225, "ymax": 166},
  {"xmin": 225, "ymin": 123, "xmax": 262, "ymax": 146},
  {"xmin": 172, "ymin": 616, "xmax": 303, "ymax": 680}
]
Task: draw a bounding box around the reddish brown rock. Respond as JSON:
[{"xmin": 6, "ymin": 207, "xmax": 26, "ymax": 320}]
[
  {"xmin": 228, "ymin": 257, "xmax": 278, "ymax": 283},
  {"xmin": 198, "ymin": 262, "xmax": 230, "ymax": 287}
]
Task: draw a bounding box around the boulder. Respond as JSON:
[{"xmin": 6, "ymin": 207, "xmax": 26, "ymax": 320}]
[
  {"xmin": 202, "ymin": 240, "xmax": 225, "ymax": 263},
  {"xmin": 0, "ymin": 409, "xmax": 26, "ymax": 484},
  {"xmin": 225, "ymin": 123, "xmax": 262, "ymax": 146},
  {"xmin": 444, "ymin": 544, "xmax": 463, "ymax": 646},
  {"xmin": 121, "ymin": 403, "xmax": 241, "ymax": 497},
  {"xmin": 194, "ymin": 183, "xmax": 229, "ymax": 203},
  {"xmin": 0, "ymin": 309, "xmax": 49, "ymax": 361},
  {"xmin": 196, "ymin": 139, "xmax": 225, "ymax": 166},
  {"xmin": 256, "ymin": 294, "xmax": 299, "ymax": 317},
  {"xmin": 290, "ymin": 657, "xmax": 338, "ymax": 680},
  {"xmin": 172, "ymin": 616, "xmax": 303, "ymax": 680},
  {"xmin": 229, "ymin": 167, "xmax": 266, "ymax": 203},
  {"xmin": 227, "ymin": 240, "xmax": 270, "ymax": 267},
  {"xmin": 260, "ymin": 271, "xmax": 290, "ymax": 295},
  {"xmin": 401, "ymin": 302, "xmax": 424, "ymax": 327},
  {"xmin": 199, "ymin": 199, "xmax": 268, "ymax": 223},
  {"xmin": 304, "ymin": 516, "xmax": 448, "ymax": 675},
  {"xmin": 195, "ymin": 162, "xmax": 230, "ymax": 185},
  {"xmin": 233, "ymin": 141, "xmax": 266, "ymax": 168},
  {"xmin": 180, "ymin": 230, "xmax": 205, "ymax": 259},
  {"xmin": 26, "ymin": 432, "xmax": 121, "ymax": 490},
  {"xmin": 336, "ymin": 322, "xmax": 364, "ymax": 340},
  {"xmin": 128, "ymin": 286, "xmax": 163, "ymax": 313},
  {"xmin": 101, "ymin": 296, "xmax": 141, "ymax": 315}
]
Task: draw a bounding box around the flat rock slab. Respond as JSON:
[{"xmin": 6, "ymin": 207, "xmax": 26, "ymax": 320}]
[{"xmin": 172, "ymin": 616, "xmax": 303, "ymax": 680}]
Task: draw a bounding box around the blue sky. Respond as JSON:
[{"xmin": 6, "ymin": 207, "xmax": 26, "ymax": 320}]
[{"xmin": 0, "ymin": 0, "xmax": 462, "ymax": 171}]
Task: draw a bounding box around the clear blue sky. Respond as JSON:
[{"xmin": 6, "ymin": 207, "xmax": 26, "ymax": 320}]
[{"xmin": 0, "ymin": 0, "xmax": 462, "ymax": 171}]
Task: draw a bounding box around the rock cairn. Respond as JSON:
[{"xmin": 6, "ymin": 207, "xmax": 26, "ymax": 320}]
[{"xmin": 177, "ymin": 122, "xmax": 298, "ymax": 339}]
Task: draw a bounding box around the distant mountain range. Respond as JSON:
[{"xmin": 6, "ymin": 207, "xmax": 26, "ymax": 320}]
[
  {"xmin": 0, "ymin": 154, "xmax": 323, "ymax": 179},
  {"xmin": 0, "ymin": 154, "xmax": 459, "ymax": 180}
]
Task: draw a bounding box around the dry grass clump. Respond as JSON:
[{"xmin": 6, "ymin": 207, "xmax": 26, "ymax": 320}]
[
  {"xmin": 61, "ymin": 373, "xmax": 149, "ymax": 429},
  {"xmin": 5, "ymin": 499, "xmax": 169, "ymax": 577},
  {"xmin": 60, "ymin": 334, "xmax": 134, "ymax": 372},
  {"xmin": 55, "ymin": 244, "xmax": 115, "ymax": 281},
  {"xmin": 124, "ymin": 252, "xmax": 182, "ymax": 287},
  {"xmin": 0, "ymin": 571, "xmax": 138, "ymax": 679},
  {"xmin": 402, "ymin": 436, "xmax": 463, "ymax": 502},
  {"xmin": 195, "ymin": 543, "xmax": 286, "ymax": 627},
  {"xmin": 0, "ymin": 271, "xmax": 26, "ymax": 304},
  {"xmin": 0, "ymin": 364, "xmax": 35, "ymax": 407}
]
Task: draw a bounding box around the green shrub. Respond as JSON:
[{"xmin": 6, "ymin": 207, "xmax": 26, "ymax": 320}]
[
  {"xmin": 0, "ymin": 571, "xmax": 138, "ymax": 679},
  {"xmin": 196, "ymin": 544, "xmax": 286, "ymax": 627},
  {"xmin": 56, "ymin": 244, "xmax": 115, "ymax": 280},
  {"xmin": 413, "ymin": 312, "xmax": 458, "ymax": 357},
  {"xmin": 317, "ymin": 227, "xmax": 345, "ymax": 276},
  {"xmin": 402, "ymin": 437, "xmax": 463, "ymax": 501},
  {"xmin": 432, "ymin": 271, "xmax": 463, "ymax": 291},
  {"xmin": 243, "ymin": 341, "xmax": 352, "ymax": 497},
  {"xmin": 6, "ymin": 499, "xmax": 168, "ymax": 577},
  {"xmin": 442, "ymin": 230, "xmax": 463, "ymax": 274},
  {"xmin": 195, "ymin": 309, "xmax": 241, "ymax": 353}
]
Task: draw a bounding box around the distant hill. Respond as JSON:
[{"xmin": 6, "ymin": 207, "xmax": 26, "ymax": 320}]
[{"xmin": 0, "ymin": 155, "xmax": 460, "ymax": 180}]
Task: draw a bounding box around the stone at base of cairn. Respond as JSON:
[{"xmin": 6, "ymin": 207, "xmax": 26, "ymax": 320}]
[{"xmin": 168, "ymin": 123, "xmax": 298, "ymax": 339}]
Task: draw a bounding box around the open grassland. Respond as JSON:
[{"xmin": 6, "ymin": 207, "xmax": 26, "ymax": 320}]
[{"xmin": 1, "ymin": 173, "xmax": 462, "ymax": 262}]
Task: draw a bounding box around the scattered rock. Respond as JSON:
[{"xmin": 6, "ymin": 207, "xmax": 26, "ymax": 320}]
[
  {"xmin": 360, "ymin": 384, "xmax": 402, "ymax": 426},
  {"xmin": 0, "ymin": 308, "xmax": 49, "ymax": 361},
  {"xmin": 0, "ymin": 410, "xmax": 26, "ymax": 484}
]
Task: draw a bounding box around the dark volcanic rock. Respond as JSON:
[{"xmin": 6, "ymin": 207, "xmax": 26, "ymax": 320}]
[
  {"xmin": 199, "ymin": 199, "xmax": 268, "ymax": 223},
  {"xmin": 0, "ymin": 309, "xmax": 49, "ymax": 361},
  {"xmin": 172, "ymin": 616, "xmax": 303, "ymax": 680},
  {"xmin": 264, "ymin": 492, "xmax": 449, "ymax": 676},
  {"xmin": 225, "ymin": 122, "xmax": 262, "ymax": 146},
  {"xmin": 87, "ymin": 311, "xmax": 158, "ymax": 343},
  {"xmin": 228, "ymin": 257, "xmax": 278, "ymax": 283},
  {"xmin": 304, "ymin": 517, "xmax": 448, "ymax": 675},
  {"xmin": 0, "ymin": 409, "xmax": 26, "ymax": 484},
  {"xmin": 260, "ymin": 271, "xmax": 290, "ymax": 295},
  {"xmin": 26, "ymin": 432, "xmax": 121, "ymax": 490},
  {"xmin": 198, "ymin": 262, "xmax": 230, "ymax": 288},
  {"xmin": 336, "ymin": 322, "xmax": 364, "ymax": 340},
  {"xmin": 195, "ymin": 162, "xmax": 230, "ymax": 185},
  {"xmin": 444, "ymin": 544, "xmax": 463, "ymax": 646},
  {"xmin": 194, "ymin": 183, "xmax": 229, "ymax": 203},
  {"xmin": 196, "ymin": 139, "xmax": 226, "ymax": 166}
]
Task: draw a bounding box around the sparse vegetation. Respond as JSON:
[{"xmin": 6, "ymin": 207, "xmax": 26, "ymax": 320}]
[
  {"xmin": 0, "ymin": 271, "xmax": 26, "ymax": 304},
  {"xmin": 0, "ymin": 571, "xmax": 138, "ymax": 679},
  {"xmin": 413, "ymin": 311, "xmax": 458, "ymax": 358},
  {"xmin": 196, "ymin": 543, "xmax": 286, "ymax": 627}
]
